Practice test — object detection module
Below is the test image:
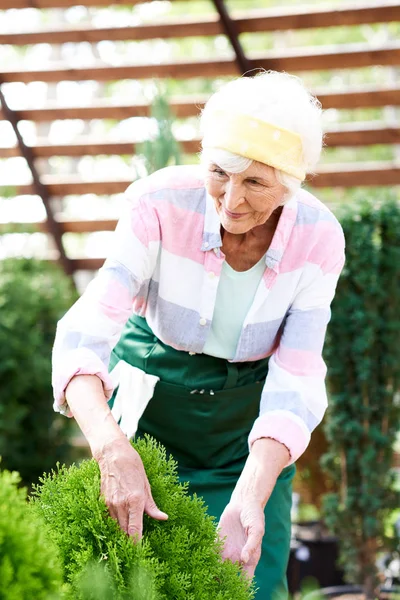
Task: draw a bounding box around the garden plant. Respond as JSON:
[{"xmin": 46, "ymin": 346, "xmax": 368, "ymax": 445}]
[
  {"xmin": 322, "ymin": 191, "xmax": 400, "ymax": 599},
  {"xmin": 32, "ymin": 435, "xmax": 255, "ymax": 600},
  {"xmin": 0, "ymin": 258, "xmax": 77, "ymax": 487},
  {"xmin": 0, "ymin": 467, "xmax": 63, "ymax": 600}
]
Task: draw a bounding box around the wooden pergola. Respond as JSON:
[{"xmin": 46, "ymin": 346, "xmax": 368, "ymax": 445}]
[{"xmin": 0, "ymin": 0, "xmax": 399, "ymax": 276}]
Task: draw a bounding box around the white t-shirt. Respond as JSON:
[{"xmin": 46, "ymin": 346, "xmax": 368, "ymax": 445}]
[{"xmin": 203, "ymin": 256, "xmax": 266, "ymax": 359}]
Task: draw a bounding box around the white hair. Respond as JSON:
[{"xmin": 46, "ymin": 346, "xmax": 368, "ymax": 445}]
[{"xmin": 200, "ymin": 70, "xmax": 323, "ymax": 202}]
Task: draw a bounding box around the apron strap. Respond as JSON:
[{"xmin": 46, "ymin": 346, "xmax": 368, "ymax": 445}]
[{"xmin": 223, "ymin": 362, "xmax": 239, "ymax": 389}]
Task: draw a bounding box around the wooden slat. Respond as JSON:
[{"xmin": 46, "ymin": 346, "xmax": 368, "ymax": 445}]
[
  {"xmin": 59, "ymin": 219, "xmax": 117, "ymax": 233},
  {"xmin": 316, "ymin": 86, "xmax": 400, "ymax": 110},
  {"xmin": 1, "ymin": 1, "xmax": 399, "ymax": 39},
  {"xmin": 309, "ymin": 163, "xmax": 400, "ymax": 187},
  {"xmin": 2, "ymin": 87, "xmax": 399, "ymax": 124},
  {"xmin": 4, "ymin": 178, "xmax": 132, "ymax": 196},
  {"xmin": 324, "ymin": 123, "xmax": 400, "ymax": 147},
  {"xmin": 0, "ymin": 17, "xmax": 222, "ymax": 46},
  {"xmin": 0, "ymin": 138, "xmax": 200, "ymax": 158},
  {"xmin": 71, "ymin": 257, "xmax": 105, "ymax": 270},
  {"xmin": 0, "ymin": 58, "xmax": 237, "ymax": 83},
  {"xmin": 235, "ymin": 2, "xmax": 400, "ymax": 33},
  {"xmin": 2, "ymin": 163, "xmax": 399, "ymax": 197},
  {"xmin": 0, "ymin": 219, "xmax": 118, "ymax": 234},
  {"xmin": 0, "ymin": 0, "xmax": 150, "ymax": 7},
  {"xmin": 2, "ymin": 43, "xmax": 399, "ymax": 84},
  {"xmin": 0, "ymin": 123, "xmax": 398, "ymax": 159},
  {"xmin": 0, "ymin": 97, "xmax": 207, "ymax": 122}
]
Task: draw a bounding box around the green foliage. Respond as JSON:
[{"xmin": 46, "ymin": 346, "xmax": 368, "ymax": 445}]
[
  {"xmin": 322, "ymin": 190, "xmax": 400, "ymax": 597},
  {"xmin": 0, "ymin": 258, "xmax": 77, "ymax": 487},
  {"xmin": 0, "ymin": 468, "xmax": 63, "ymax": 600},
  {"xmin": 32, "ymin": 436, "xmax": 254, "ymax": 600},
  {"xmin": 72, "ymin": 562, "xmax": 159, "ymax": 600},
  {"xmin": 137, "ymin": 89, "xmax": 182, "ymax": 175}
]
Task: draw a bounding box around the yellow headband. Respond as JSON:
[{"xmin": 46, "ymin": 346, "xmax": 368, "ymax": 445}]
[{"xmin": 202, "ymin": 110, "xmax": 306, "ymax": 181}]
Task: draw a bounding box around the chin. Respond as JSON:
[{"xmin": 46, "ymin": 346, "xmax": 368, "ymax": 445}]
[{"xmin": 219, "ymin": 215, "xmax": 252, "ymax": 235}]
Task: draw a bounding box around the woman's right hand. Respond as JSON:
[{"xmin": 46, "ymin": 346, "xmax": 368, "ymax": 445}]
[{"xmin": 94, "ymin": 436, "xmax": 168, "ymax": 539}]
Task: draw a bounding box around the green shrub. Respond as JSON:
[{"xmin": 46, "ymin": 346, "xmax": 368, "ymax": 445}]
[
  {"xmin": 32, "ymin": 436, "xmax": 254, "ymax": 600},
  {"xmin": 0, "ymin": 468, "xmax": 63, "ymax": 600},
  {"xmin": 322, "ymin": 191, "xmax": 400, "ymax": 599},
  {"xmin": 0, "ymin": 258, "xmax": 77, "ymax": 487}
]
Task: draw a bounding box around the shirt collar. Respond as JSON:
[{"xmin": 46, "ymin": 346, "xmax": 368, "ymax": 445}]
[
  {"xmin": 201, "ymin": 191, "xmax": 223, "ymax": 251},
  {"xmin": 265, "ymin": 196, "xmax": 298, "ymax": 272}
]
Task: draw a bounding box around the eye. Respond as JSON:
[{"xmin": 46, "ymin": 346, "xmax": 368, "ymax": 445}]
[
  {"xmin": 213, "ymin": 167, "xmax": 227, "ymax": 177},
  {"xmin": 247, "ymin": 178, "xmax": 262, "ymax": 185}
]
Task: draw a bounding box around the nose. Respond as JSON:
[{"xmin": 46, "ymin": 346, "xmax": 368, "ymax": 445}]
[{"xmin": 223, "ymin": 180, "xmax": 245, "ymax": 211}]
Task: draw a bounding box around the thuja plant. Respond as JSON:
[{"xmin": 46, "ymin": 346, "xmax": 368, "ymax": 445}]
[
  {"xmin": 32, "ymin": 436, "xmax": 254, "ymax": 600},
  {"xmin": 322, "ymin": 191, "xmax": 400, "ymax": 599},
  {"xmin": 0, "ymin": 468, "xmax": 63, "ymax": 600}
]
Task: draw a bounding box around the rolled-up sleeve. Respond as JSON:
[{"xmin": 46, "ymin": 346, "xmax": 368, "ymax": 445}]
[
  {"xmin": 52, "ymin": 184, "xmax": 160, "ymax": 416},
  {"xmin": 249, "ymin": 225, "xmax": 345, "ymax": 464}
]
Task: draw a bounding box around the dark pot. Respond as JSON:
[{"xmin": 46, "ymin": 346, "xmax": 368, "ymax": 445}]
[{"xmin": 287, "ymin": 521, "xmax": 345, "ymax": 593}]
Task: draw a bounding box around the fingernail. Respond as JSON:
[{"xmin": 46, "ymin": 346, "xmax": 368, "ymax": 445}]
[{"xmin": 242, "ymin": 551, "xmax": 249, "ymax": 563}]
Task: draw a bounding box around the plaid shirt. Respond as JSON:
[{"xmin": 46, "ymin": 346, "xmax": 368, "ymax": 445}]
[{"xmin": 52, "ymin": 165, "xmax": 345, "ymax": 464}]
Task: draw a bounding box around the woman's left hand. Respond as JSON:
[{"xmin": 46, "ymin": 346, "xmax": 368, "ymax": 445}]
[{"xmin": 218, "ymin": 498, "xmax": 265, "ymax": 578}]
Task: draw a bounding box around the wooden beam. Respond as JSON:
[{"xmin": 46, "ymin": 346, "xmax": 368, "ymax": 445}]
[
  {"xmin": 2, "ymin": 87, "xmax": 399, "ymax": 124},
  {"xmin": 1, "ymin": 1, "xmax": 399, "ymax": 45},
  {"xmin": 211, "ymin": 0, "xmax": 251, "ymax": 75},
  {"xmin": 2, "ymin": 163, "xmax": 399, "ymax": 197},
  {"xmin": 1, "ymin": 124, "xmax": 398, "ymax": 159},
  {"xmin": 0, "ymin": 83, "xmax": 73, "ymax": 277},
  {"xmin": 2, "ymin": 43, "xmax": 399, "ymax": 84}
]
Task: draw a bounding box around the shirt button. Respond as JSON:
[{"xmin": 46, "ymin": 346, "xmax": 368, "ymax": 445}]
[
  {"xmin": 208, "ymin": 271, "xmax": 215, "ymax": 279},
  {"xmin": 213, "ymin": 248, "xmax": 218, "ymax": 255},
  {"xmin": 189, "ymin": 351, "xmax": 196, "ymax": 356},
  {"xmin": 204, "ymin": 242, "xmax": 209, "ymax": 248},
  {"xmin": 199, "ymin": 317, "xmax": 207, "ymax": 326}
]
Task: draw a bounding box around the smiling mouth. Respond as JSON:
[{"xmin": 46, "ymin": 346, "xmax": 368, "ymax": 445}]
[{"xmin": 223, "ymin": 207, "xmax": 248, "ymax": 219}]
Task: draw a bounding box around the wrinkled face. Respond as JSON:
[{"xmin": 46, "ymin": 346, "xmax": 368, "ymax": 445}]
[{"xmin": 205, "ymin": 161, "xmax": 286, "ymax": 235}]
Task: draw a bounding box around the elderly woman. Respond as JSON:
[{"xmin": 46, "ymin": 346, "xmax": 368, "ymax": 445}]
[{"xmin": 52, "ymin": 71, "xmax": 345, "ymax": 599}]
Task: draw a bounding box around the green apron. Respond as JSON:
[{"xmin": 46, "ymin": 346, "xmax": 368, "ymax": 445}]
[{"xmin": 109, "ymin": 314, "xmax": 295, "ymax": 600}]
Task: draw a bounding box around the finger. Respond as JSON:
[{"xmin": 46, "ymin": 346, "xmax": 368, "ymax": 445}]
[
  {"xmin": 127, "ymin": 506, "xmax": 143, "ymax": 540},
  {"xmin": 242, "ymin": 558, "xmax": 258, "ymax": 579},
  {"xmin": 101, "ymin": 488, "xmax": 122, "ymax": 526},
  {"xmin": 115, "ymin": 503, "xmax": 129, "ymax": 535},
  {"xmin": 144, "ymin": 493, "xmax": 168, "ymax": 521},
  {"xmin": 241, "ymin": 526, "xmax": 264, "ymax": 564}
]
